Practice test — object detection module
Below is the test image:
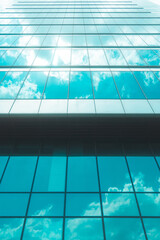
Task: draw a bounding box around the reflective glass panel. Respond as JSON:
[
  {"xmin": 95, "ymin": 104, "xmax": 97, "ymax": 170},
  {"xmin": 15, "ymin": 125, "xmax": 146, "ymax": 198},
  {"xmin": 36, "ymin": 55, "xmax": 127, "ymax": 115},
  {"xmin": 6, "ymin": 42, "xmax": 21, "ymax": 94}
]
[
  {"xmin": 69, "ymin": 72, "xmax": 93, "ymax": 99},
  {"xmin": 67, "ymin": 157, "xmax": 99, "ymax": 192},
  {"xmin": 44, "ymin": 72, "xmax": 69, "ymax": 99},
  {"xmin": 66, "ymin": 193, "xmax": 101, "ymax": 216},
  {"xmin": 102, "ymin": 193, "xmax": 139, "ymax": 216},
  {"xmin": 0, "ymin": 218, "xmax": 24, "ymax": 240},
  {"xmin": 0, "ymin": 193, "xmax": 29, "ymax": 216},
  {"xmin": 127, "ymin": 157, "xmax": 160, "ymax": 192},
  {"xmin": 23, "ymin": 218, "xmax": 63, "ymax": 240},
  {"xmin": 33, "ymin": 157, "xmax": 66, "ymax": 192},
  {"xmin": 28, "ymin": 193, "xmax": 64, "ymax": 216},
  {"xmin": 98, "ymin": 157, "xmax": 133, "ymax": 192},
  {"xmin": 0, "ymin": 157, "xmax": 37, "ymax": 192},
  {"xmin": 92, "ymin": 72, "xmax": 119, "ymax": 99},
  {"xmin": 65, "ymin": 218, "xmax": 104, "ymax": 240},
  {"xmin": 104, "ymin": 218, "xmax": 145, "ymax": 240}
]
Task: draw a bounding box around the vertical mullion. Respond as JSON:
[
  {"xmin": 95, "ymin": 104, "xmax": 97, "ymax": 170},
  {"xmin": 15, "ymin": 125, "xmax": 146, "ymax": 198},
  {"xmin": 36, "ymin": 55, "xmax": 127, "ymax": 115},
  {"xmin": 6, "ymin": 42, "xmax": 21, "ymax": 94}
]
[
  {"xmin": 95, "ymin": 142, "xmax": 106, "ymax": 240},
  {"xmin": 62, "ymin": 144, "xmax": 69, "ymax": 240},
  {"xmin": 20, "ymin": 155, "xmax": 40, "ymax": 240},
  {"xmin": 122, "ymin": 144, "xmax": 148, "ymax": 240}
]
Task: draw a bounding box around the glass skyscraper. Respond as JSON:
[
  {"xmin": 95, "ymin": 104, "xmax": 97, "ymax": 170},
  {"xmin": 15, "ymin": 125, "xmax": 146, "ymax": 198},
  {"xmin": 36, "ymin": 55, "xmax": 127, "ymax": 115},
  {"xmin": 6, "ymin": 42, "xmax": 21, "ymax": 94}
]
[{"xmin": 0, "ymin": 0, "xmax": 160, "ymax": 239}]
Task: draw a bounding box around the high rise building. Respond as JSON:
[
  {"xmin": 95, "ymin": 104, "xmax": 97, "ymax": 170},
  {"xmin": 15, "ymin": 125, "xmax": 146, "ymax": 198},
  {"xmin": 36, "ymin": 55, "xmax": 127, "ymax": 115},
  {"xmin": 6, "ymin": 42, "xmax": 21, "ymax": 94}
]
[{"xmin": 0, "ymin": 0, "xmax": 159, "ymax": 239}]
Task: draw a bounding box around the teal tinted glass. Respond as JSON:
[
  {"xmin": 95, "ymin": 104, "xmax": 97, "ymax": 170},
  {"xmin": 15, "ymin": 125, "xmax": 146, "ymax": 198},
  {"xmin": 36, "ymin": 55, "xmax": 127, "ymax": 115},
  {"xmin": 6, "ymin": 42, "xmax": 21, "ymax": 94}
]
[
  {"xmin": 18, "ymin": 71, "xmax": 48, "ymax": 99},
  {"xmin": 137, "ymin": 193, "xmax": 160, "ymax": 216},
  {"xmin": 102, "ymin": 193, "xmax": 139, "ymax": 216},
  {"xmin": 23, "ymin": 218, "xmax": 63, "ymax": 240},
  {"xmin": 138, "ymin": 49, "xmax": 160, "ymax": 66},
  {"xmin": 143, "ymin": 218, "xmax": 160, "ymax": 240},
  {"xmin": 92, "ymin": 72, "xmax": 119, "ymax": 99},
  {"xmin": 0, "ymin": 156, "xmax": 8, "ymax": 179},
  {"xmin": 104, "ymin": 218, "xmax": 145, "ymax": 240},
  {"xmin": 66, "ymin": 193, "xmax": 101, "ymax": 216},
  {"xmin": 28, "ymin": 193, "xmax": 64, "ymax": 217},
  {"xmin": 33, "ymin": 157, "xmax": 66, "ymax": 192},
  {"xmin": 67, "ymin": 157, "xmax": 99, "ymax": 192},
  {"xmin": 113, "ymin": 72, "xmax": 144, "ymax": 99},
  {"xmin": 0, "ymin": 218, "xmax": 24, "ymax": 240},
  {"xmin": 127, "ymin": 157, "xmax": 160, "ymax": 192},
  {"xmin": 0, "ymin": 49, "xmax": 21, "ymax": 66},
  {"xmin": 69, "ymin": 72, "xmax": 93, "ymax": 99},
  {"xmin": 65, "ymin": 218, "xmax": 104, "ymax": 240},
  {"xmin": 0, "ymin": 72, "xmax": 27, "ymax": 99},
  {"xmin": 0, "ymin": 193, "xmax": 29, "ymax": 216},
  {"xmin": 44, "ymin": 72, "xmax": 69, "ymax": 99},
  {"xmin": 134, "ymin": 71, "xmax": 160, "ymax": 99},
  {"xmin": 0, "ymin": 157, "xmax": 37, "ymax": 192},
  {"xmin": 14, "ymin": 49, "xmax": 38, "ymax": 66},
  {"xmin": 98, "ymin": 157, "xmax": 133, "ymax": 192}
]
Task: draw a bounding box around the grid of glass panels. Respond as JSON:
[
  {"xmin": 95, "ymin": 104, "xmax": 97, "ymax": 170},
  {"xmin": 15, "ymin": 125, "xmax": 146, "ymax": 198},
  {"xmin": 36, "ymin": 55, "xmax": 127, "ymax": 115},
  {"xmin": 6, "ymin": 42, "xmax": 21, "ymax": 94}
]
[
  {"xmin": 0, "ymin": 0, "xmax": 160, "ymax": 114},
  {"xmin": 0, "ymin": 153, "xmax": 159, "ymax": 240}
]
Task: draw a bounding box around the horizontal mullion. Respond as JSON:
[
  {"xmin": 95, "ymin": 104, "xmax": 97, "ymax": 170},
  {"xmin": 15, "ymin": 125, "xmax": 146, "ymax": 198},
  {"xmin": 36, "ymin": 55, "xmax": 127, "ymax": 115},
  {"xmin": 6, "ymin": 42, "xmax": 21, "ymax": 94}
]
[
  {"xmin": 0, "ymin": 216, "xmax": 159, "ymax": 218},
  {"xmin": 0, "ymin": 24, "xmax": 160, "ymax": 26},
  {"xmin": 1, "ymin": 66, "xmax": 160, "ymax": 68},
  {"xmin": 0, "ymin": 12, "xmax": 151, "ymax": 14},
  {"xmin": 0, "ymin": 33, "xmax": 160, "ymax": 35},
  {"xmin": 0, "ymin": 17, "xmax": 159, "ymax": 19},
  {"xmin": 1, "ymin": 46, "xmax": 160, "ymax": 49},
  {"xmin": 7, "ymin": 7, "xmax": 143, "ymax": 9},
  {"xmin": 0, "ymin": 191, "xmax": 159, "ymax": 194}
]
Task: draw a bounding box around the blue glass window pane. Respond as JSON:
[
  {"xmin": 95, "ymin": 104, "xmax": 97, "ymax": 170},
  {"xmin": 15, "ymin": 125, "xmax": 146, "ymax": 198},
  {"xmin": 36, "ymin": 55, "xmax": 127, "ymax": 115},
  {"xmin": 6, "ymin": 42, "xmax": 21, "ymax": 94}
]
[
  {"xmin": 127, "ymin": 157, "xmax": 160, "ymax": 192},
  {"xmin": 105, "ymin": 49, "xmax": 127, "ymax": 66},
  {"xmin": 52, "ymin": 49, "xmax": 71, "ymax": 66},
  {"xmin": 33, "ymin": 49, "xmax": 54, "ymax": 66},
  {"xmin": 86, "ymin": 35, "xmax": 101, "ymax": 46},
  {"xmin": 28, "ymin": 193, "xmax": 64, "ymax": 216},
  {"xmin": 134, "ymin": 71, "xmax": 160, "ymax": 99},
  {"xmin": 67, "ymin": 157, "xmax": 99, "ymax": 192},
  {"xmin": 44, "ymin": 72, "xmax": 69, "ymax": 99},
  {"xmin": 137, "ymin": 193, "xmax": 160, "ymax": 216},
  {"xmin": 0, "ymin": 156, "xmax": 8, "ymax": 179},
  {"xmin": 69, "ymin": 72, "xmax": 93, "ymax": 99},
  {"xmin": 0, "ymin": 50, "xmax": 21, "ymax": 66},
  {"xmin": 0, "ymin": 156, "xmax": 37, "ymax": 192},
  {"xmin": 0, "ymin": 193, "xmax": 29, "ymax": 216},
  {"xmin": 138, "ymin": 50, "xmax": 160, "ymax": 66},
  {"xmin": 18, "ymin": 72, "xmax": 48, "ymax": 99},
  {"xmin": 92, "ymin": 72, "xmax": 119, "ymax": 99},
  {"xmin": 102, "ymin": 193, "xmax": 139, "ymax": 216},
  {"xmin": 121, "ymin": 49, "xmax": 146, "ymax": 66},
  {"xmin": 143, "ymin": 218, "xmax": 160, "ymax": 240},
  {"xmin": 0, "ymin": 71, "xmax": 6, "ymax": 81},
  {"xmin": 66, "ymin": 193, "xmax": 101, "ymax": 216},
  {"xmin": 65, "ymin": 218, "xmax": 104, "ymax": 240},
  {"xmin": 113, "ymin": 72, "xmax": 145, "ymax": 99},
  {"xmin": 23, "ymin": 218, "xmax": 63, "ymax": 240},
  {"xmin": 33, "ymin": 157, "xmax": 66, "ymax": 192},
  {"xmin": 0, "ymin": 72, "xmax": 27, "ymax": 99},
  {"xmin": 98, "ymin": 157, "xmax": 133, "ymax": 192},
  {"xmin": 104, "ymin": 218, "xmax": 145, "ymax": 240},
  {"xmin": 14, "ymin": 49, "xmax": 38, "ymax": 66},
  {"xmin": 0, "ymin": 218, "xmax": 24, "ymax": 240}
]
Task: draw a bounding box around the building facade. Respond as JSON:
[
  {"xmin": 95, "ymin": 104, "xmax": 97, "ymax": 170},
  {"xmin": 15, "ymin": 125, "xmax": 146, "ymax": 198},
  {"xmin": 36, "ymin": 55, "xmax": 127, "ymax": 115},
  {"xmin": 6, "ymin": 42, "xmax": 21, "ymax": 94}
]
[{"xmin": 0, "ymin": 0, "xmax": 160, "ymax": 239}]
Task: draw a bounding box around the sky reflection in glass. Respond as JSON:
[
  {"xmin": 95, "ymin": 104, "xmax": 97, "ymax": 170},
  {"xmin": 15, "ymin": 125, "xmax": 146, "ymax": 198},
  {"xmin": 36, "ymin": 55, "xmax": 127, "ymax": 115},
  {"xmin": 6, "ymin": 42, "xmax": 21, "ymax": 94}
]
[
  {"xmin": 69, "ymin": 72, "xmax": 93, "ymax": 99},
  {"xmin": 98, "ymin": 156, "xmax": 133, "ymax": 192},
  {"xmin": 104, "ymin": 218, "xmax": 145, "ymax": 240},
  {"xmin": 127, "ymin": 157, "xmax": 160, "ymax": 192},
  {"xmin": 65, "ymin": 218, "xmax": 104, "ymax": 240}
]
